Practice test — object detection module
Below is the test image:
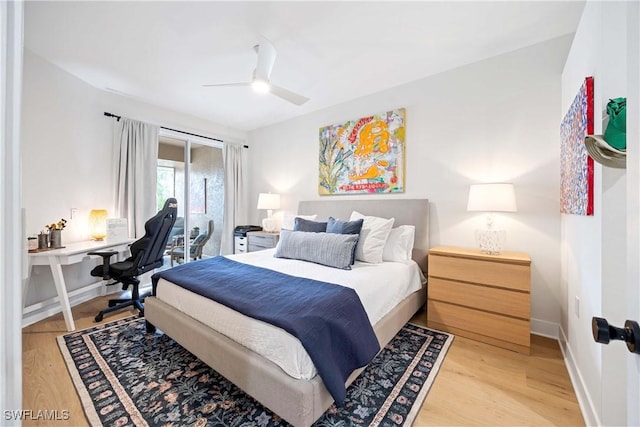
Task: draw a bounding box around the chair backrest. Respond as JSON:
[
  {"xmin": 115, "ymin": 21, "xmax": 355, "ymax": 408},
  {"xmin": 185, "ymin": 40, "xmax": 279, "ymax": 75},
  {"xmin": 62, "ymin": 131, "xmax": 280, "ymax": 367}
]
[
  {"xmin": 129, "ymin": 198, "xmax": 178, "ymax": 274},
  {"xmin": 191, "ymin": 219, "xmax": 214, "ymax": 258}
]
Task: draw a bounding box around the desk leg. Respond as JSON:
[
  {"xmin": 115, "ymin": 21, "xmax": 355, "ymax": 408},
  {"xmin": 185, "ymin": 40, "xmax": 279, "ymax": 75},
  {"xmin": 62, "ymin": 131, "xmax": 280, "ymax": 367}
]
[
  {"xmin": 23, "ymin": 258, "xmax": 33, "ymax": 309},
  {"xmin": 48, "ymin": 255, "xmax": 75, "ymax": 331}
]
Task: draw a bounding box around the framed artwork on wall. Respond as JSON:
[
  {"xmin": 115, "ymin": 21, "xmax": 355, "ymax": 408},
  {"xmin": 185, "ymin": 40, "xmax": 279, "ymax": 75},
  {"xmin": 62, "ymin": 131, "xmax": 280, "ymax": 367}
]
[
  {"xmin": 319, "ymin": 108, "xmax": 405, "ymax": 195},
  {"xmin": 560, "ymin": 76, "xmax": 594, "ymax": 216}
]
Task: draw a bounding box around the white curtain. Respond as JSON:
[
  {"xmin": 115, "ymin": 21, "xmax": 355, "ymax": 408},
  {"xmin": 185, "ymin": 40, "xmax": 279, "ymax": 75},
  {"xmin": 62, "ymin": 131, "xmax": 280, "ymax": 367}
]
[
  {"xmin": 113, "ymin": 118, "xmax": 159, "ymax": 238},
  {"xmin": 220, "ymin": 143, "xmax": 247, "ymax": 254}
]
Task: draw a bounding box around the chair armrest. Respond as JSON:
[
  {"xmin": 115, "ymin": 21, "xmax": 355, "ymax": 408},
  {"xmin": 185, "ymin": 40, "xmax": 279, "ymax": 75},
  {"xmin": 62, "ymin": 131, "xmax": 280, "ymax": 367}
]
[
  {"xmin": 88, "ymin": 250, "xmax": 119, "ymax": 258},
  {"xmin": 88, "ymin": 251, "xmax": 119, "ymax": 280}
]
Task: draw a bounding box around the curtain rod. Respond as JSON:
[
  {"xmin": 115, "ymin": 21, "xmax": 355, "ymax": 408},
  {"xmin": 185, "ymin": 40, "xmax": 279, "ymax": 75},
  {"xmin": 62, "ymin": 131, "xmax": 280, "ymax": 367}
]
[{"xmin": 103, "ymin": 112, "xmax": 249, "ymax": 148}]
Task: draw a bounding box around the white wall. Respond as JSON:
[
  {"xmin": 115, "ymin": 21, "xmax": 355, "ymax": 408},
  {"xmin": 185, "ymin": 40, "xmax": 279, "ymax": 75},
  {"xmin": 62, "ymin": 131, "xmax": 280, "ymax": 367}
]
[
  {"xmin": 21, "ymin": 49, "xmax": 246, "ymax": 320},
  {"xmin": 248, "ymin": 36, "xmax": 573, "ymax": 337},
  {"xmin": 560, "ymin": 2, "xmax": 630, "ymax": 426}
]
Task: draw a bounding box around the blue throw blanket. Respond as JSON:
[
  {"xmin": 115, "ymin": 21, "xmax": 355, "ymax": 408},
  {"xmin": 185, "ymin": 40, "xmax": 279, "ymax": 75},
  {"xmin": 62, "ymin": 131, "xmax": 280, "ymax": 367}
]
[{"xmin": 151, "ymin": 256, "xmax": 380, "ymax": 404}]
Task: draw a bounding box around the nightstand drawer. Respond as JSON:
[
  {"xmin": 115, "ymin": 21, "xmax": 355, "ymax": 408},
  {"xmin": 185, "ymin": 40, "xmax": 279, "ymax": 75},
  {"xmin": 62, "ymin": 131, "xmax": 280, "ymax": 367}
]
[
  {"xmin": 429, "ymin": 254, "xmax": 529, "ymax": 291},
  {"xmin": 427, "ymin": 300, "xmax": 530, "ymax": 347},
  {"xmin": 429, "ymin": 278, "xmax": 530, "ymax": 319},
  {"xmin": 247, "ymin": 231, "xmax": 279, "ymax": 252},
  {"xmin": 249, "ymin": 234, "xmax": 276, "ymax": 246}
]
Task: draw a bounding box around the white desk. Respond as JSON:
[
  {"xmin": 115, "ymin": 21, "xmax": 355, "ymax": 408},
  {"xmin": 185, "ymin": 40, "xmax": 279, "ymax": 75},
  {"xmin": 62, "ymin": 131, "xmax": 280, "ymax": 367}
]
[{"xmin": 25, "ymin": 239, "xmax": 134, "ymax": 331}]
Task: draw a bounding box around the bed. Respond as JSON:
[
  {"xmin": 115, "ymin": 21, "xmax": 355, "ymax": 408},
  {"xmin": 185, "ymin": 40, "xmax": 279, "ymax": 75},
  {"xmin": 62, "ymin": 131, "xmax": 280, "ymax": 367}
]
[{"xmin": 144, "ymin": 199, "xmax": 429, "ymax": 426}]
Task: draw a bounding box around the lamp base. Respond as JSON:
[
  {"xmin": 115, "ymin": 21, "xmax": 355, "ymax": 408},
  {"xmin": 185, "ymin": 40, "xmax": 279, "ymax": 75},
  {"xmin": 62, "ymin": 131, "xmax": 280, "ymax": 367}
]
[
  {"xmin": 261, "ymin": 217, "xmax": 278, "ymax": 233},
  {"xmin": 475, "ymin": 229, "xmax": 506, "ymax": 255}
]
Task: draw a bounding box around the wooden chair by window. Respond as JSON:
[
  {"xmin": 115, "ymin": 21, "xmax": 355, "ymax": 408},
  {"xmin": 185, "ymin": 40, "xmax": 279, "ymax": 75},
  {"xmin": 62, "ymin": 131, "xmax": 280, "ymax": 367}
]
[{"xmin": 168, "ymin": 219, "xmax": 214, "ymax": 266}]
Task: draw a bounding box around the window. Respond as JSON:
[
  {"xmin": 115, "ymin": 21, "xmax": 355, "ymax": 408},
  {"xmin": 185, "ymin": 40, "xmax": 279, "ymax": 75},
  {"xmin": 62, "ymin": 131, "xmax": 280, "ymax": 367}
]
[{"xmin": 157, "ymin": 166, "xmax": 175, "ymax": 211}]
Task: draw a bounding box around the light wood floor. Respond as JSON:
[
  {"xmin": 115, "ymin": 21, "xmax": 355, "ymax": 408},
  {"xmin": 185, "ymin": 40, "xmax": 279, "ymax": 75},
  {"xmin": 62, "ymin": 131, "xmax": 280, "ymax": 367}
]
[{"xmin": 23, "ymin": 297, "xmax": 584, "ymax": 426}]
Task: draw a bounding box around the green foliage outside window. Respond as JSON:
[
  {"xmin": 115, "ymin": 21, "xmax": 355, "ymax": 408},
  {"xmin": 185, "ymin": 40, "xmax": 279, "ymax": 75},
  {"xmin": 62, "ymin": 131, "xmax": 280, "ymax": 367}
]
[{"xmin": 157, "ymin": 166, "xmax": 175, "ymax": 211}]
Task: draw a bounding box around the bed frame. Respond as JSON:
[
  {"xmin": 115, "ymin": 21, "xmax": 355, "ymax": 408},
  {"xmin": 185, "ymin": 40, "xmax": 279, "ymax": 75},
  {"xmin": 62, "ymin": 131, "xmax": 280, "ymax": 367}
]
[{"xmin": 145, "ymin": 198, "xmax": 429, "ymax": 426}]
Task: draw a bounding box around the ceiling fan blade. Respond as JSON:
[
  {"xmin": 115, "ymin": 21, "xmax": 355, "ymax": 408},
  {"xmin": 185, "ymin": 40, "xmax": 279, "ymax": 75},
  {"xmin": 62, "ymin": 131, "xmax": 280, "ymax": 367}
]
[
  {"xmin": 269, "ymin": 83, "xmax": 310, "ymax": 106},
  {"xmin": 202, "ymin": 82, "xmax": 251, "ymax": 88},
  {"xmin": 254, "ymin": 36, "xmax": 277, "ymax": 81}
]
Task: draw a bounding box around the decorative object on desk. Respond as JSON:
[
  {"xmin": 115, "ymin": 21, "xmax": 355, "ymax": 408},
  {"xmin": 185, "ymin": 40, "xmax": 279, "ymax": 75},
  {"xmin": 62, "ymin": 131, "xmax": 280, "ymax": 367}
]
[
  {"xmin": 49, "ymin": 230, "xmax": 62, "ymax": 249},
  {"xmin": 45, "ymin": 218, "xmax": 67, "ymax": 231},
  {"xmin": 45, "ymin": 218, "xmax": 67, "ymax": 248},
  {"xmin": 257, "ymin": 192, "xmax": 280, "ymax": 232},
  {"xmin": 37, "ymin": 232, "xmax": 48, "ymax": 250},
  {"xmin": 561, "ymin": 76, "xmax": 594, "ymax": 215},
  {"xmin": 319, "ymin": 108, "xmax": 405, "ymax": 195},
  {"xmin": 27, "ymin": 236, "xmax": 38, "ymax": 251},
  {"xmin": 467, "ymin": 183, "xmax": 517, "ymax": 255},
  {"xmin": 584, "ymin": 97, "xmax": 627, "ymax": 169},
  {"xmin": 88, "ymin": 209, "xmax": 108, "ymax": 240},
  {"xmin": 106, "ymin": 218, "xmax": 129, "ymax": 241}
]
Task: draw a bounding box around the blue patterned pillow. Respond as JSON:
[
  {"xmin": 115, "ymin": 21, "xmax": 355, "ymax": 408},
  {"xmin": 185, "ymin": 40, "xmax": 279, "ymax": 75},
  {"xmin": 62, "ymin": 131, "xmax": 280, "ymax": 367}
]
[
  {"xmin": 326, "ymin": 217, "xmax": 363, "ymax": 265},
  {"xmin": 293, "ymin": 217, "xmax": 328, "ymax": 233},
  {"xmin": 274, "ymin": 230, "xmax": 358, "ymax": 270},
  {"xmin": 326, "ymin": 217, "xmax": 364, "ymax": 235}
]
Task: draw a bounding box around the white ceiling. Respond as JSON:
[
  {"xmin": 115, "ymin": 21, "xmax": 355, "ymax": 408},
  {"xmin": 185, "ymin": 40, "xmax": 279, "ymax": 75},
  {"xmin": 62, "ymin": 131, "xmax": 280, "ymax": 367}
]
[{"xmin": 24, "ymin": 1, "xmax": 585, "ymax": 132}]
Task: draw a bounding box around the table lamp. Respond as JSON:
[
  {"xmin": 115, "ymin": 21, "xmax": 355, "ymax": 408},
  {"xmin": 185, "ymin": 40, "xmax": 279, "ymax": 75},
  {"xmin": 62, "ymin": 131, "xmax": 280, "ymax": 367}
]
[
  {"xmin": 467, "ymin": 183, "xmax": 517, "ymax": 254},
  {"xmin": 257, "ymin": 193, "xmax": 280, "ymax": 232},
  {"xmin": 88, "ymin": 209, "xmax": 109, "ymax": 240}
]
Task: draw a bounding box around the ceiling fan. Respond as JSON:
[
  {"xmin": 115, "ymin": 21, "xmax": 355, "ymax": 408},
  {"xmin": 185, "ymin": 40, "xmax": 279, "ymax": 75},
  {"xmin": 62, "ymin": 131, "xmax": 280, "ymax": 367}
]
[{"xmin": 203, "ymin": 37, "xmax": 309, "ymax": 106}]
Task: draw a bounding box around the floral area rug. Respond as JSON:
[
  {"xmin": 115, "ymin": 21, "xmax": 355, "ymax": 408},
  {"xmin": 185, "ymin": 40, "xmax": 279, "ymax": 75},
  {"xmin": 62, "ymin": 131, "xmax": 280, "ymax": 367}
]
[{"xmin": 58, "ymin": 316, "xmax": 453, "ymax": 427}]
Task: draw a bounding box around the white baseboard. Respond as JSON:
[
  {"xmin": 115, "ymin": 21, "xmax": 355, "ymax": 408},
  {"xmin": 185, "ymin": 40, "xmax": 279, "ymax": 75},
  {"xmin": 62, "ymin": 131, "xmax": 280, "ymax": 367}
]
[
  {"xmin": 531, "ymin": 320, "xmax": 594, "ymax": 426},
  {"xmin": 22, "ymin": 283, "xmax": 118, "ymax": 328},
  {"xmin": 559, "ymin": 327, "xmax": 600, "ymax": 427},
  {"xmin": 531, "ymin": 317, "xmax": 560, "ymax": 339}
]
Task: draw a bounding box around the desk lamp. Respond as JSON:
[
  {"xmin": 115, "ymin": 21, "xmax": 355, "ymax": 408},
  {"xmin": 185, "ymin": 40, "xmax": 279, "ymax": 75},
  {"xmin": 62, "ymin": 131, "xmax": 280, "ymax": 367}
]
[{"xmin": 89, "ymin": 209, "xmax": 109, "ymax": 241}]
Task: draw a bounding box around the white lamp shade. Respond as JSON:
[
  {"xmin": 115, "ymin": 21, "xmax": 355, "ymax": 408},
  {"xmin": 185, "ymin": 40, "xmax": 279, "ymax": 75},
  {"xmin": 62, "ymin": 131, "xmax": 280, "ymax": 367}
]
[
  {"xmin": 257, "ymin": 193, "xmax": 281, "ymax": 211},
  {"xmin": 467, "ymin": 183, "xmax": 517, "ymax": 212}
]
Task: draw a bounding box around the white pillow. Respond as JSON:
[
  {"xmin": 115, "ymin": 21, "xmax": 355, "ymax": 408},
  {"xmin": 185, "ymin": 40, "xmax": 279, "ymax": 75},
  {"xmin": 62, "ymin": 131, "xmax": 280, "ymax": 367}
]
[
  {"xmin": 350, "ymin": 211, "xmax": 395, "ymax": 264},
  {"xmin": 282, "ymin": 213, "xmax": 317, "ymax": 230},
  {"xmin": 382, "ymin": 225, "xmax": 415, "ymax": 263}
]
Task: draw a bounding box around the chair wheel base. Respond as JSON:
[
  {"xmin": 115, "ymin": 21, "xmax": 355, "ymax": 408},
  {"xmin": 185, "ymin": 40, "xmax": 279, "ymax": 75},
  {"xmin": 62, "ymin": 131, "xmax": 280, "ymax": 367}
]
[{"xmin": 95, "ymin": 313, "xmax": 103, "ymax": 322}]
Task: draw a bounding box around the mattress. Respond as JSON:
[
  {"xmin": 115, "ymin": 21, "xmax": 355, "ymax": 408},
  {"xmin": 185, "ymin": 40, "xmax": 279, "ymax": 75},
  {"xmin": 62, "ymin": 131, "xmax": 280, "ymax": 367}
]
[{"xmin": 154, "ymin": 249, "xmax": 424, "ymax": 380}]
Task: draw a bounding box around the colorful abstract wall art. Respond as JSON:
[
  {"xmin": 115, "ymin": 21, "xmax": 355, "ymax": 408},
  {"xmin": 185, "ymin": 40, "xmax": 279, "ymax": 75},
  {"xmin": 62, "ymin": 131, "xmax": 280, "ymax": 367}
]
[
  {"xmin": 319, "ymin": 108, "xmax": 405, "ymax": 195},
  {"xmin": 560, "ymin": 77, "xmax": 594, "ymax": 215}
]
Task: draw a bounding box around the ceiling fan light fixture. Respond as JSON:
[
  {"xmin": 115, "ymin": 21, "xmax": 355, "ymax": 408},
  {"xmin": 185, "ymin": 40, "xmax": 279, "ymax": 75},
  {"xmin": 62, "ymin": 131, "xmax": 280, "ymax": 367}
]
[
  {"xmin": 204, "ymin": 38, "xmax": 308, "ymax": 105},
  {"xmin": 251, "ymin": 78, "xmax": 270, "ymax": 94}
]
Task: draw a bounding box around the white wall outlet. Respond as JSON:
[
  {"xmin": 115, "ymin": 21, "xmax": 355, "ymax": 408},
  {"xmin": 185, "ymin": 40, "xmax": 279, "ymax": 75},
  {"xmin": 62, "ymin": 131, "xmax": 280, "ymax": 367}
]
[
  {"xmin": 70, "ymin": 208, "xmax": 78, "ymax": 219},
  {"xmin": 575, "ymin": 296, "xmax": 580, "ymax": 318}
]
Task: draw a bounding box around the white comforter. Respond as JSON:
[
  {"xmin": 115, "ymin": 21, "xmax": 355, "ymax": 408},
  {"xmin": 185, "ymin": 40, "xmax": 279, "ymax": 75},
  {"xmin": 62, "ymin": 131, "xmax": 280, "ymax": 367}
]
[{"xmin": 155, "ymin": 249, "xmax": 424, "ymax": 380}]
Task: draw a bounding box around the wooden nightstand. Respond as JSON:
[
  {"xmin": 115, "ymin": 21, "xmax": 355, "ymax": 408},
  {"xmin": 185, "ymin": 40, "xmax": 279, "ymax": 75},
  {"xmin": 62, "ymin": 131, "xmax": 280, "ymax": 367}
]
[
  {"xmin": 247, "ymin": 231, "xmax": 279, "ymax": 252},
  {"xmin": 427, "ymin": 245, "xmax": 531, "ymax": 354}
]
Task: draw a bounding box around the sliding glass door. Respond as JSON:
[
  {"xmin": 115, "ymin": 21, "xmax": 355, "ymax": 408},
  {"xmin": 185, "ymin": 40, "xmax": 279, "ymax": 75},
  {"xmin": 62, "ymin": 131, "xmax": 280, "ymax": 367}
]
[{"xmin": 157, "ymin": 131, "xmax": 223, "ymax": 265}]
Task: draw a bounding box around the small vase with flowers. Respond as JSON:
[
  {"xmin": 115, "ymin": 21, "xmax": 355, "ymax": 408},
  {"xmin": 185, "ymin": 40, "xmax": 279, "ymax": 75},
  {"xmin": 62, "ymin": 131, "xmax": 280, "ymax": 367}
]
[{"xmin": 46, "ymin": 218, "xmax": 67, "ymax": 249}]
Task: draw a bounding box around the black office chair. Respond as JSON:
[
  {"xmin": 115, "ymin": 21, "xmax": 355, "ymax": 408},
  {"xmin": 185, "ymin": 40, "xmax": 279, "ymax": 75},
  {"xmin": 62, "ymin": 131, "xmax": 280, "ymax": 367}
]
[{"xmin": 89, "ymin": 198, "xmax": 178, "ymax": 322}]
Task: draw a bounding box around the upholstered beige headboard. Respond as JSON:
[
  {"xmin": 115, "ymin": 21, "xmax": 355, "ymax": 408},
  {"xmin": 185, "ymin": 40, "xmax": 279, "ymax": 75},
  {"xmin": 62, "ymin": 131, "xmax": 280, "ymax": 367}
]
[{"xmin": 298, "ymin": 199, "xmax": 429, "ymax": 272}]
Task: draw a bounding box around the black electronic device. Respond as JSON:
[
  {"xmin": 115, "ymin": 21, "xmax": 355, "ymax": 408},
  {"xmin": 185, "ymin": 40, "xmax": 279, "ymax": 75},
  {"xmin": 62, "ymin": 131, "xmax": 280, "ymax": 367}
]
[{"xmin": 233, "ymin": 225, "xmax": 263, "ymax": 237}]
